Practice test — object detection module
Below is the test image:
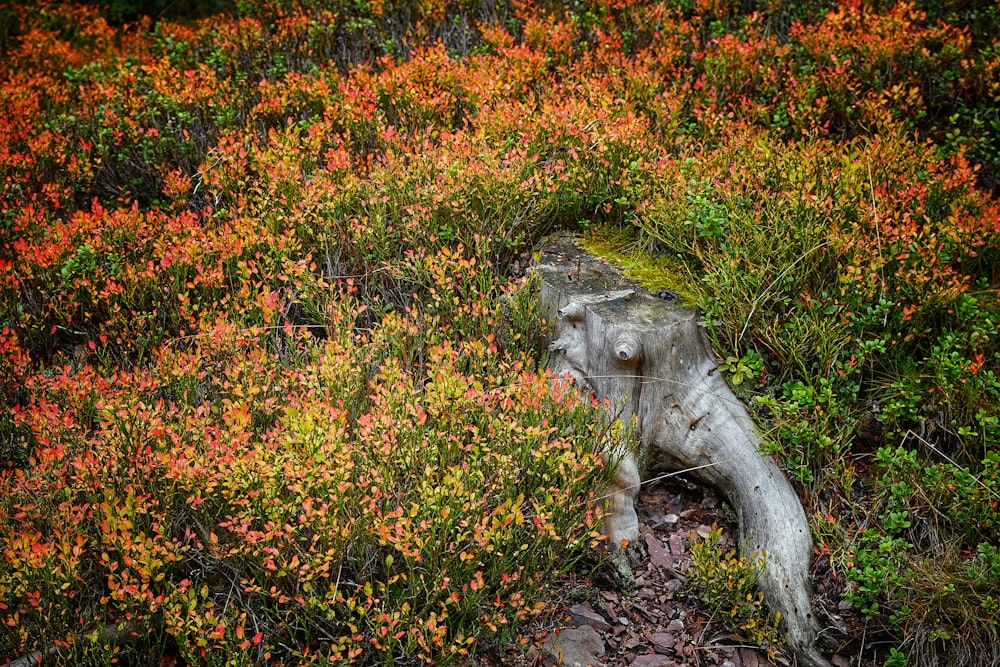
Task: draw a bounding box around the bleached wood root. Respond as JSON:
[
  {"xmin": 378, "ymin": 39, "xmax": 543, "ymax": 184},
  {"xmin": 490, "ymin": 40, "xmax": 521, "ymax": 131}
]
[{"xmin": 538, "ymin": 235, "xmax": 831, "ymax": 667}]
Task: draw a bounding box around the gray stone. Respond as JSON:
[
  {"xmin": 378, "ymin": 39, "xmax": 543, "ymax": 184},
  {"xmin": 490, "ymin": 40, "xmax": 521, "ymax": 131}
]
[
  {"xmin": 568, "ymin": 603, "xmax": 612, "ymax": 632},
  {"xmin": 647, "ymin": 631, "xmax": 675, "ymax": 652},
  {"xmin": 643, "ymin": 532, "xmax": 673, "ymax": 569},
  {"xmin": 668, "ymin": 533, "xmax": 685, "ymax": 556},
  {"xmin": 542, "ymin": 624, "xmax": 605, "ymax": 667}
]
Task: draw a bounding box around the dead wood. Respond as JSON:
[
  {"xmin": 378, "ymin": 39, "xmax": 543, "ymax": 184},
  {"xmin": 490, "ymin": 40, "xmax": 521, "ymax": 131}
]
[{"xmin": 538, "ymin": 235, "xmax": 831, "ymax": 667}]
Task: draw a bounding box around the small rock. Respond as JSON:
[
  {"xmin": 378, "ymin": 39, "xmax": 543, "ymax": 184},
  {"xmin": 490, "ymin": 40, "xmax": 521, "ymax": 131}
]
[
  {"xmin": 701, "ymin": 495, "xmax": 719, "ymax": 509},
  {"xmin": 603, "ymin": 548, "xmax": 635, "ymax": 588},
  {"xmin": 667, "ymin": 618, "xmax": 685, "ymax": 633},
  {"xmin": 838, "ymin": 600, "xmax": 854, "ymax": 611},
  {"xmin": 637, "ymin": 587, "xmax": 657, "ymax": 600},
  {"xmin": 631, "ymin": 654, "xmax": 672, "ymax": 667},
  {"xmin": 647, "ymin": 632, "xmax": 675, "ymax": 652},
  {"xmin": 623, "ymin": 636, "xmax": 641, "ymax": 650},
  {"xmin": 722, "ymin": 661, "xmax": 737, "ymax": 667},
  {"xmin": 635, "ymin": 602, "xmax": 661, "ymax": 622},
  {"xmin": 654, "ymin": 289, "xmax": 678, "ymax": 301},
  {"xmin": 650, "ymin": 513, "xmax": 679, "ymax": 529},
  {"xmin": 679, "ymin": 508, "xmax": 698, "ymax": 519},
  {"xmin": 831, "ymin": 656, "xmax": 852, "ymax": 667},
  {"xmin": 695, "ymin": 524, "xmax": 713, "ymax": 539},
  {"xmin": 738, "ymin": 647, "xmax": 760, "ymax": 667},
  {"xmin": 568, "ymin": 604, "xmax": 612, "ymax": 632},
  {"xmin": 542, "ymin": 625, "xmax": 605, "ymax": 667},
  {"xmin": 664, "ymin": 579, "xmax": 683, "ymax": 594},
  {"xmin": 644, "ymin": 533, "xmax": 673, "ymax": 569},
  {"xmin": 668, "ymin": 533, "xmax": 685, "ymax": 556}
]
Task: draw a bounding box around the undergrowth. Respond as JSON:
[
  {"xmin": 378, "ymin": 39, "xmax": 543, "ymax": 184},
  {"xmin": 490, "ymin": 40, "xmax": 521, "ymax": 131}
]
[
  {"xmin": 689, "ymin": 526, "xmax": 781, "ymax": 657},
  {"xmin": 1, "ymin": 0, "xmax": 998, "ymax": 664}
]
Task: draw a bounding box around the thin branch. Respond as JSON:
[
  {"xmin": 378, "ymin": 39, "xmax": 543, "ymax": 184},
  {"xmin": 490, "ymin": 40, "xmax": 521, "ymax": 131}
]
[
  {"xmin": 738, "ymin": 241, "xmax": 828, "ymax": 345},
  {"xmin": 904, "ymin": 429, "xmax": 1000, "ymax": 502},
  {"xmin": 591, "ymin": 458, "xmax": 738, "ymax": 503}
]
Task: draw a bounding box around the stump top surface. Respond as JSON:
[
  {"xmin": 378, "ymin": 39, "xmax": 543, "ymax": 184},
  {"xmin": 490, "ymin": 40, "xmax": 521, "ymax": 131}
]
[{"xmin": 537, "ymin": 234, "xmax": 697, "ymax": 330}]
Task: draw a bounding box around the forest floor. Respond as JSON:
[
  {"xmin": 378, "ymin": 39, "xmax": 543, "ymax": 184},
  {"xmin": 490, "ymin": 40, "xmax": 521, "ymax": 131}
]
[{"xmin": 487, "ymin": 479, "xmax": 872, "ymax": 667}]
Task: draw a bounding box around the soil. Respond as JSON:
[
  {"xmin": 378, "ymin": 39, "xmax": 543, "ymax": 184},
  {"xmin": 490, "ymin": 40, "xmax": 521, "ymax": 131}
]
[{"xmin": 486, "ymin": 478, "xmax": 879, "ymax": 667}]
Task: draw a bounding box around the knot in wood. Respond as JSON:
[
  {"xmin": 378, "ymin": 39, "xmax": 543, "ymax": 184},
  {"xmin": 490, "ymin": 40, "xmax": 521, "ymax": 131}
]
[{"xmin": 613, "ymin": 331, "xmax": 641, "ymax": 363}]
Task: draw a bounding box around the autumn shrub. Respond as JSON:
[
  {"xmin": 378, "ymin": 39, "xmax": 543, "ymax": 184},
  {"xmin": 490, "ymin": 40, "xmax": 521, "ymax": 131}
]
[
  {"xmin": 2, "ymin": 0, "xmax": 999, "ymax": 665},
  {"xmin": 0, "ymin": 266, "xmax": 612, "ymax": 664}
]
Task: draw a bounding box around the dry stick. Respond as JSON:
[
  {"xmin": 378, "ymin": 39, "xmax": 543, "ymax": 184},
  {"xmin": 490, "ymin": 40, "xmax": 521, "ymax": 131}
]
[
  {"xmin": 857, "ymin": 623, "xmax": 867, "ymax": 667},
  {"xmin": 866, "ymin": 157, "xmax": 887, "ymax": 302},
  {"xmin": 905, "ymin": 429, "xmax": 1000, "ymax": 502},
  {"xmin": 737, "ymin": 241, "xmax": 828, "ymax": 345},
  {"xmin": 697, "ymin": 607, "xmax": 720, "ymax": 656},
  {"xmin": 590, "ymin": 458, "xmax": 738, "ymax": 504}
]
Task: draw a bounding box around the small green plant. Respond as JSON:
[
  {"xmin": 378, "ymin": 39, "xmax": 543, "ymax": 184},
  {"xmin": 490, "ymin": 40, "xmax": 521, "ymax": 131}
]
[
  {"xmin": 843, "ymin": 529, "xmax": 913, "ymax": 619},
  {"xmin": 718, "ymin": 349, "xmax": 765, "ymax": 387},
  {"xmin": 689, "ymin": 526, "xmax": 781, "ymax": 653},
  {"xmin": 886, "ymin": 647, "xmax": 909, "ymax": 667}
]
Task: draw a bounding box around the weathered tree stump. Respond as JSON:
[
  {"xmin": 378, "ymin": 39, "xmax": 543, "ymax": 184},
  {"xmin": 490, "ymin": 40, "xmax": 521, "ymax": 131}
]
[{"xmin": 538, "ymin": 235, "xmax": 831, "ymax": 667}]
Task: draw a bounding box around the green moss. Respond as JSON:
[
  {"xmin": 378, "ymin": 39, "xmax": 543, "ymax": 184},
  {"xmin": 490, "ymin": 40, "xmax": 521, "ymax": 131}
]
[{"xmin": 578, "ymin": 225, "xmax": 702, "ymax": 307}]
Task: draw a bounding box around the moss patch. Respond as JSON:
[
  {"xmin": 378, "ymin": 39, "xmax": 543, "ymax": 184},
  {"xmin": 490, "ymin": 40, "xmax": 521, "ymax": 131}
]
[{"xmin": 578, "ymin": 225, "xmax": 701, "ymax": 307}]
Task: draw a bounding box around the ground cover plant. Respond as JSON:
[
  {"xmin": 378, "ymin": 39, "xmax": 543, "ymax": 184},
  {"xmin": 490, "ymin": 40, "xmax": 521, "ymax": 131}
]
[{"xmin": 1, "ymin": 0, "xmax": 998, "ymax": 665}]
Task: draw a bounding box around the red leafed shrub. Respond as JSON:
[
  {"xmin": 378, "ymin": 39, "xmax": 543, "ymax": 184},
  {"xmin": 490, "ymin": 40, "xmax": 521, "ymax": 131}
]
[
  {"xmin": 1, "ymin": 266, "xmax": 611, "ymax": 664},
  {"xmin": 2, "ymin": 0, "xmax": 999, "ymax": 664}
]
